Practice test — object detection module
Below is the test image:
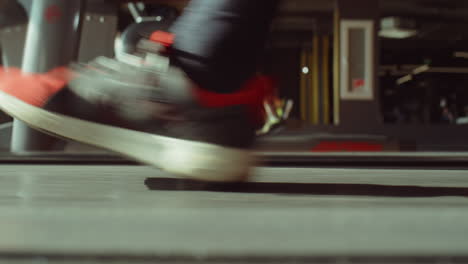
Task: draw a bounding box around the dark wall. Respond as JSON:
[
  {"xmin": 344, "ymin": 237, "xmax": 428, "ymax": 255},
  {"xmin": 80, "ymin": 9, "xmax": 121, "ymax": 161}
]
[{"xmin": 262, "ymin": 47, "xmax": 301, "ymax": 118}]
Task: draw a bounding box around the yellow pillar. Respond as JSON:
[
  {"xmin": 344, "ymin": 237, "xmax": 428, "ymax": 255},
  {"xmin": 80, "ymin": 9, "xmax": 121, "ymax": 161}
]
[
  {"xmin": 310, "ymin": 35, "xmax": 320, "ymax": 125},
  {"xmin": 333, "ymin": 9, "xmax": 341, "ymax": 125},
  {"xmin": 322, "ymin": 35, "xmax": 330, "ymax": 125},
  {"xmin": 300, "ymin": 48, "xmax": 308, "ymax": 121}
]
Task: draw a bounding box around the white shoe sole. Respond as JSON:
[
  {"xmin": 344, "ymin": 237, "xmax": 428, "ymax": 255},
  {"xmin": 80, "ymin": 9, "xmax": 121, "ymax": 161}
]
[{"xmin": 0, "ymin": 91, "xmax": 253, "ymax": 182}]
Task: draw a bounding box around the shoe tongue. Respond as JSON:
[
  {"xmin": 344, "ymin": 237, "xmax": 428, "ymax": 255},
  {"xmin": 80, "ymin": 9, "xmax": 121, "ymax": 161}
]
[
  {"xmin": 143, "ymin": 53, "xmax": 170, "ymax": 72},
  {"xmin": 137, "ymin": 39, "xmax": 166, "ymax": 53},
  {"xmin": 115, "ymin": 51, "xmax": 145, "ymax": 67}
]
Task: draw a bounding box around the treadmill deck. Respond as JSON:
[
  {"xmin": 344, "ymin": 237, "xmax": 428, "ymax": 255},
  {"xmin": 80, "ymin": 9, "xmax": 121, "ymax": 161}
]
[{"xmin": 0, "ymin": 164, "xmax": 467, "ymax": 261}]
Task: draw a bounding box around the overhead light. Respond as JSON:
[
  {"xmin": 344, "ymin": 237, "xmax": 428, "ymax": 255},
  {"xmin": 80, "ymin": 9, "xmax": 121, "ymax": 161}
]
[
  {"xmin": 413, "ymin": 64, "xmax": 430, "ymax": 75},
  {"xmin": 454, "ymin": 52, "xmax": 468, "ymax": 59},
  {"xmin": 379, "ymin": 17, "xmax": 418, "ymax": 39},
  {"xmin": 396, "ymin": 74, "xmax": 413, "ymax": 85},
  {"xmin": 379, "ymin": 28, "xmax": 418, "ymax": 39}
]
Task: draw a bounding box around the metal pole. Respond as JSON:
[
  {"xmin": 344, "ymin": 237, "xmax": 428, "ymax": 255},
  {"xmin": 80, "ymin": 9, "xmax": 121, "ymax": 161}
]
[{"xmin": 10, "ymin": 0, "xmax": 85, "ymax": 152}]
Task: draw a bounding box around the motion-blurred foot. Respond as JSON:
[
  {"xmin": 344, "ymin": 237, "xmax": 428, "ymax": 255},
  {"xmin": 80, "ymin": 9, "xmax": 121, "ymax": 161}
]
[{"xmin": 0, "ymin": 46, "xmax": 271, "ymax": 182}]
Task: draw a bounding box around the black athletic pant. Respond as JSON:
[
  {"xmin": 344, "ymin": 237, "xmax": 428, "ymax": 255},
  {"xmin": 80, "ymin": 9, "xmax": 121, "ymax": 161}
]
[{"xmin": 169, "ymin": 0, "xmax": 280, "ymax": 93}]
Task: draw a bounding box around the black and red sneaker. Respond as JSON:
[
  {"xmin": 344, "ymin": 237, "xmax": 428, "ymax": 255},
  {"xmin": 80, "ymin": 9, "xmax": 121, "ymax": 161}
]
[{"xmin": 0, "ymin": 35, "xmax": 272, "ymax": 182}]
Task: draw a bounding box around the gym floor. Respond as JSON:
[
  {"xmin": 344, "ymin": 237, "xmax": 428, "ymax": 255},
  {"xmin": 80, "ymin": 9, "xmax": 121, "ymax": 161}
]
[{"xmin": 1, "ymin": 164, "xmax": 468, "ymax": 263}]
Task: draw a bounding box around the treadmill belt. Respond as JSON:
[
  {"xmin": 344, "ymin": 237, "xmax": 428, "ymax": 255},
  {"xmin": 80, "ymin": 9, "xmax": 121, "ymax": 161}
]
[{"xmin": 0, "ymin": 165, "xmax": 467, "ymax": 262}]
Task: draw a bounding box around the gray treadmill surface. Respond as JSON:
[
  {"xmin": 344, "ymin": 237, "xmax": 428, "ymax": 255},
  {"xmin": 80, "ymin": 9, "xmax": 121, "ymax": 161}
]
[{"xmin": 0, "ymin": 164, "xmax": 468, "ymax": 261}]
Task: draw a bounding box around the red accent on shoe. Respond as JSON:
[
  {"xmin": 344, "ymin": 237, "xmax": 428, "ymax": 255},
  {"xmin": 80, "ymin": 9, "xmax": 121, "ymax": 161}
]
[
  {"xmin": 312, "ymin": 141, "xmax": 384, "ymax": 152},
  {"xmin": 0, "ymin": 67, "xmax": 71, "ymax": 107},
  {"xmin": 193, "ymin": 75, "xmax": 276, "ymax": 126},
  {"xmin": 150, "ymin": 31, "xmax": 175, "ymax": 47}
]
